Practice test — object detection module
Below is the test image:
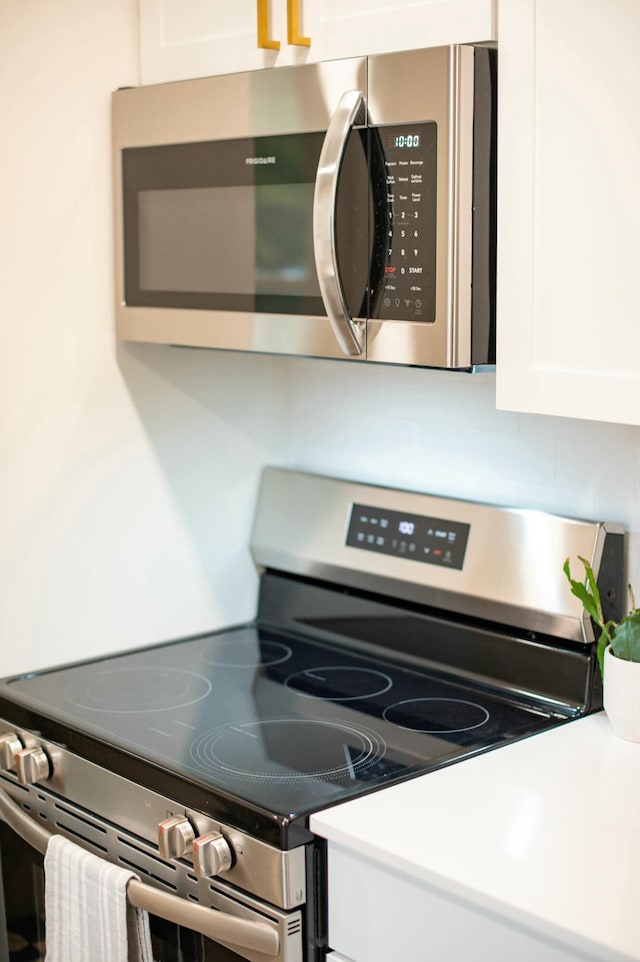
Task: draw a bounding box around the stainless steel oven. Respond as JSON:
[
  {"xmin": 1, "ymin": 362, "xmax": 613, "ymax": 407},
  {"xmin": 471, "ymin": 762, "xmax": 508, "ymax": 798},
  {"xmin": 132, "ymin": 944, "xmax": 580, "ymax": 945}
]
[
  {"xmin": 0, "ymin": 768, "xmax": 304, "ymax": 962},
  {"xmin": 0, "ymin": 468, "xmax": 623, "ymax": 961},
  {"xmin": 113, "ymin": 46, "xmax": 496, "ymax": 370}
]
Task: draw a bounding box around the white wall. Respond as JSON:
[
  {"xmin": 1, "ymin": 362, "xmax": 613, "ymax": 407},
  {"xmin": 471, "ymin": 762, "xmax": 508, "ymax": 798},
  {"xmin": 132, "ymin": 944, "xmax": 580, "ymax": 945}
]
[
  {"xmin": 0, "ymin": 0, "xmax": 290, "ymax": 676},
  {"xmin": 2, "ymin": 0, "xmax": 640, "ymax": 683}
]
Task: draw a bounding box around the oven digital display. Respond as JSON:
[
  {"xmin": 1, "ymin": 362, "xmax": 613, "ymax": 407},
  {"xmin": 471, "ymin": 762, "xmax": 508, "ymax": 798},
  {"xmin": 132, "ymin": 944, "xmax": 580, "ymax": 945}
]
[{"xmin": 346, "ymin": 503, "xmax": 470, "ymax": 570}]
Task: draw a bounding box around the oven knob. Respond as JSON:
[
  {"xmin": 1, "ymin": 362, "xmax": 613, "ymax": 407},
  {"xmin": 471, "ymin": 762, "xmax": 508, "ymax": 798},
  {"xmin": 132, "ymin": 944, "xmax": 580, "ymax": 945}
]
[
  {"xmin": 15, "ymin": 747, "xmax": 51, "ymax": 784},
  {"xmin": 192, "ymin": 832, "xmax": 232, "ymax": 879},
  {"xmin": 0, "ymin": 732, "xmax": 23, "ymax": 770},
  {"xmin": 158, "ymin": 816, "xmax": 196, "ymax": 860}
]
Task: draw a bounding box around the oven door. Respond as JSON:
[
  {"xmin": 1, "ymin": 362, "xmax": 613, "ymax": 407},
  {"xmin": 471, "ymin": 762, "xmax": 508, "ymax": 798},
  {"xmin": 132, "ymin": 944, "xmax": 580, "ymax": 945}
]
[
  {"xmin": 0, "ymin": 819, "xmax": 46, "ymax": 961},
  {"xmin": 0, "ymin": 787, "xmax": 304, "ymax": 962}
]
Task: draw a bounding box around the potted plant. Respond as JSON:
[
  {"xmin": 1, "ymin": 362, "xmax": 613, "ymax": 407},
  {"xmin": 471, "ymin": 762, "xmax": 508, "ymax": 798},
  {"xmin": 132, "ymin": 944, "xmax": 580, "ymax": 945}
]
[{"xmin": 564, "ymin": 556, "xmax": 640, "ymax": 742}]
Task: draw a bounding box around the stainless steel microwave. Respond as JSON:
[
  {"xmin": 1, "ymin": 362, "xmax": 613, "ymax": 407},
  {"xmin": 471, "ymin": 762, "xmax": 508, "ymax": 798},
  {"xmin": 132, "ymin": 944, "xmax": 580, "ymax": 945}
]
[{"xmin": 112, "ymin": 46, "xmax": 496, "ymax": 370}]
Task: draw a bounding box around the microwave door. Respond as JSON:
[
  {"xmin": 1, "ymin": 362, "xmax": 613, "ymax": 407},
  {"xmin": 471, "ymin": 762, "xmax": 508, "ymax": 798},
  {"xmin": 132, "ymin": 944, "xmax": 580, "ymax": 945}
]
[{"xmin": 113, "ymin": 58, "xmax": 369, "ymax": 361}]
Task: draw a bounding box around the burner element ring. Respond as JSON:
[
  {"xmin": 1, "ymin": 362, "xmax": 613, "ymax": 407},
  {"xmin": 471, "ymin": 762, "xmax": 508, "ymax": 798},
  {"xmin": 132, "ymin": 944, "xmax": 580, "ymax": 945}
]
[
  {"xmin": 284, "ymin": 666, "xmax": 393, "ymax": 702},
  {"xmin": 64, "ymin": 667, "xmax": 212, "ymax": 713},
  {"xmin": 200, "ymin": 637, "xmax": 293, "ymax": 669},
  {"xmin": 190, "ymin": 717, "xmax": 387, "ymax": 783},
  {"xmin": 382, "ymin": 697, "xmax": 490, "ymax": 733}
]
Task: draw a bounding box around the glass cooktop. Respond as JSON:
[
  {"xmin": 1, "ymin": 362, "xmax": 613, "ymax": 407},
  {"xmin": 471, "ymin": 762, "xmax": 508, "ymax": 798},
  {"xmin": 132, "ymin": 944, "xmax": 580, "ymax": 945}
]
[{"xmin": 2, "ymin": 624, "xmax": 562, "ymax": 821}]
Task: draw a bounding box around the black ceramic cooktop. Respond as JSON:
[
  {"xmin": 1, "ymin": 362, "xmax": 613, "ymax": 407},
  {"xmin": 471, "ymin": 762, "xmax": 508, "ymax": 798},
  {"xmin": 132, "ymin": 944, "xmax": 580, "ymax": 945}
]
[{"xmin": 2, "ymin": 625, "xmax": 560, "ymax": 821}]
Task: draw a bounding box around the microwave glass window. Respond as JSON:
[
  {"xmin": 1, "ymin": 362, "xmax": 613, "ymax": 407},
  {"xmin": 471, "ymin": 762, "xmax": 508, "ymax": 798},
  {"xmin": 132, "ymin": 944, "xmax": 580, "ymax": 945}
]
[
  {"xmin": 122, "ymin": 130, "xmax": 370, "ymax": 319},
  {"xmin": 137, "ymin": 183, "xmax": 320, "ymax": 299},
  {"xmin": 255, "ymin": 183, "xmax": 320, "ymax": 298},
  {"xmin": 122, "ymin": 132, "xmax": 334, "ymax": 317}
]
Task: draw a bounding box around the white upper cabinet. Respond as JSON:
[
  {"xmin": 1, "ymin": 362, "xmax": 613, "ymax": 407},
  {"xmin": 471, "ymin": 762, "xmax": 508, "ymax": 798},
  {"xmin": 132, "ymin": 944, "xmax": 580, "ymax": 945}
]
[
  {"xmin": 139, "ymin": 0, "xmax": 302, "ymax": 80},
  {"xmin": 496, "ymin": 0, "xmax": 640, "ymax": 425},
  {"xmin": 139, "ymin": 0, "xmax": 496, "ymax": 84},
  {"xmin": 308, "ymin": 0, "xmax": 495, "ymax": 61}
]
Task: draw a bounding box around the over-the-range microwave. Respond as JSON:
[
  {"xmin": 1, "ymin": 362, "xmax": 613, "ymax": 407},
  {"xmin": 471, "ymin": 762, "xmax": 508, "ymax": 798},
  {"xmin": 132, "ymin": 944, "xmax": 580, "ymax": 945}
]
[{"xmin": 112, "ymin": 46, "xmax": 496, "ymax": 370}]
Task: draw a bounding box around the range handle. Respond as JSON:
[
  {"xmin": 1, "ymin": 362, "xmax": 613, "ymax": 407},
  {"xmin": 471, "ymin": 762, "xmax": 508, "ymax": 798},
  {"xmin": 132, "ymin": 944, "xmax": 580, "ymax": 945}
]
[
  {"xmin": 0, "ymin": 786, "xmax": 279, "ymax": 958},
  {"xmin": 313, "ymin": 89, "xmax": 366, "ymax": 356}
]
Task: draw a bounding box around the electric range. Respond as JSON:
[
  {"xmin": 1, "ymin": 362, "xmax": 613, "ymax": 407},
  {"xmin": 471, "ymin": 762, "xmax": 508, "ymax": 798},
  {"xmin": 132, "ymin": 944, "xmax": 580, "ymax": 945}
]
[{"xmin": 0, "ymin": 468, "xmax": 624, "ymax": 962}]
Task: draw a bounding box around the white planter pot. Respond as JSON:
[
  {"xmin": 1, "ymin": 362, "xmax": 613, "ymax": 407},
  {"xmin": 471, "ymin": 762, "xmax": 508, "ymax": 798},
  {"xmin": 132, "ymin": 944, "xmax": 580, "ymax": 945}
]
[{"xmin": 603, "ymin": 645, "xmax": 640, "ymax": 742}]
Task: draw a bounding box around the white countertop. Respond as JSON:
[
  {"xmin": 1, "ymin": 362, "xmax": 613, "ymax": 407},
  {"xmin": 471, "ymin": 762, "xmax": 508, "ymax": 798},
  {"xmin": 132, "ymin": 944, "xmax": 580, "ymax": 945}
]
[{"xmin": 311, "ymin": 714, "xmax": 640, "ymax": 961}]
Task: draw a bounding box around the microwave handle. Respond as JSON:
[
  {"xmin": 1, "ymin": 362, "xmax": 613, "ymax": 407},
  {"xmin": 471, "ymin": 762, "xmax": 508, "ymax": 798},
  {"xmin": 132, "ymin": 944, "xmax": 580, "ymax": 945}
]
[
  {"xmin": 0, "ymin": 785, "xmax": 279, "ymax": 957},
  {"xmin": 313, "ymin": 90, "xmax": 366, "ymax": 356}
]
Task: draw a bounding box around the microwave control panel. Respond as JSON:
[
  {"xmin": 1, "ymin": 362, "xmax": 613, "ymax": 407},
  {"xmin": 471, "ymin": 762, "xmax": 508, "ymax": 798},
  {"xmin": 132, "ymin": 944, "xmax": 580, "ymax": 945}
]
[{"xmin": 372, "ymin": 122, "xmax": 437, "ymax": 324}]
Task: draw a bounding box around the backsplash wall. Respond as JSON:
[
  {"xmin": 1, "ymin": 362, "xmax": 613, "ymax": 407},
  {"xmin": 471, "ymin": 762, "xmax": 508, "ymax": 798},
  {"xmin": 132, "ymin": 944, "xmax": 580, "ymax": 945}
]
[{"xmin": 282, "ymin": 358, "xmax": 640, "ymax": 588}]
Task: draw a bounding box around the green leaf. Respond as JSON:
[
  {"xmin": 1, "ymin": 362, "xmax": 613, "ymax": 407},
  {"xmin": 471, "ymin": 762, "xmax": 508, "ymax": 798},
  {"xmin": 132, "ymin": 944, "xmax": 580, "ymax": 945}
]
[
  {"xmin": 578, "ymin": 555, "xmax": 605, "ymax": 625},
  {"xmin": 563, "ymin": 558, "xmax": 603, "ymax": 628},
  {"xmin": 611, "ymin": 612, "xmax": 640, "ymax": 662},
  {"xmin": 597, "ymin": 635, "xmax": 607, "ymax": 676}
]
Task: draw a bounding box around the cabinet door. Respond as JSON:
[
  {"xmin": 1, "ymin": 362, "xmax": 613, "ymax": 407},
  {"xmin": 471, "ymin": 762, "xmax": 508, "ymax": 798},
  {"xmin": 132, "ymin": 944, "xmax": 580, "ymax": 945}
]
[
  {"xmin": 139, "ymin": 0, "xmax": 496, "ymax": 85},
  {"xmin": 496, "ymin": 0, "xmax": 640, "ymax": 425},
  {"xmin": 139, "ymin": 0, "xmax": 313, "ymax": 83},
  {"xmin": 315, "ymin": 0, "xmax": 495, "ymax": 61},
  {"xmin": 326, "ymin": 844, "xmax": 597, "ymax": 962}
]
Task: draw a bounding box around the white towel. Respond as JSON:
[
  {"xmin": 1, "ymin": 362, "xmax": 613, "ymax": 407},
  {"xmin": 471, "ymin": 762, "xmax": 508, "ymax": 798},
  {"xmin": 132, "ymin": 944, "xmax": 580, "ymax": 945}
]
[{"xmin": 44, "ymin": 833, "xmax": 154, "ymax": 962}]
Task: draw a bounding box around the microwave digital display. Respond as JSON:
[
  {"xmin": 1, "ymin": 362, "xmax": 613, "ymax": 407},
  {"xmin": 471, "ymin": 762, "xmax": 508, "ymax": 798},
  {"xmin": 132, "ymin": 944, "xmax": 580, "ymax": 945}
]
[{"xmin": 387, "ymin": 132, "xmax": 422, "ymax": 149}]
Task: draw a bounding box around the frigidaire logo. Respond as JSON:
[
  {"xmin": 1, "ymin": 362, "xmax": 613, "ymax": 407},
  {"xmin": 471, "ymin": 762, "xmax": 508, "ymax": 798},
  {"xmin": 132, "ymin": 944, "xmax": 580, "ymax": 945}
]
[{"xmin": 245, "ymin": 156, "xmax": 277, "ymax": 165}]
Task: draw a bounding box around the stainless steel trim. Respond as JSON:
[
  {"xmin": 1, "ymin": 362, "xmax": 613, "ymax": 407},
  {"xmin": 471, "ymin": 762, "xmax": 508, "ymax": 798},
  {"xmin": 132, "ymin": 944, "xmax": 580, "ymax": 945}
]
[
  {"xmin": 115, "ymin": 308, "xmax": 352, "ymax": 360},
  {"xmin": 0, "ymin": 783, "xmax": 299, "ymax": 962},
  {"xmin": 447, "ymin": 45, "xmax": 475, "ymax": 368},
  {"xmin": 313, "ymin": 90, "xmax": 366, "ymax": 356},
  {"xmin": 250, "ymin": 467, "xmax": 624, "ymax": 643},
  {"xmin": 0, "ymin": 725, "xmax": 306, "ymax": 911},
  {"xmin": 112, "ymin": 59, "xmax": 367, "ymax": 145}
]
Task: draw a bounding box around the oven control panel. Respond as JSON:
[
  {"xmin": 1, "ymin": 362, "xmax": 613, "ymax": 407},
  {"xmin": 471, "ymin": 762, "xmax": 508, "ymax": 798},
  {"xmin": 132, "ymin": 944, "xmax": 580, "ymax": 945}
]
[{"xmin": 346, "ymin": 502, "xmax": 470, "ymax": 570}]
